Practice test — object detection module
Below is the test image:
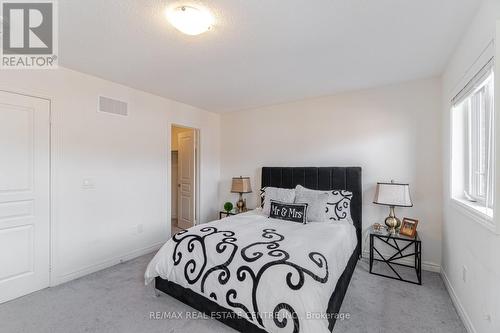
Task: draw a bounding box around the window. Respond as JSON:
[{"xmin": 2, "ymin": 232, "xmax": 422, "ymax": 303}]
[{"xmin": 451, "ymin": 59, "xmax": 494, "ymax": 219}]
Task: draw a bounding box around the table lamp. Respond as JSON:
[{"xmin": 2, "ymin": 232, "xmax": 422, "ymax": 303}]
[
  {"xmin": 231, "ymin": 176, "xmax": 252, "ymax": 213},
  {"xmin": 373, "ymin": 181, "xmax": 413, "ymax": 234}
]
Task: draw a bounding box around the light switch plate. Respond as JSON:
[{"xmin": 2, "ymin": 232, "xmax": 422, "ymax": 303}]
[{"xmin": 82, "ymin": 178, "xmax": 96, "ymax": 189}]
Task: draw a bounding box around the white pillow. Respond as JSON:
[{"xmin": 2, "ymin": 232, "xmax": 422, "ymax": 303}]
[
  {"xmin": 261, "ymin": 187, "xmax": 296, "ymax": 216},
  {"xmin": 295, "ymin": 185, "xmax": 353, "ymax": 222},
  {"xmin": 294, "ymin": 185, "xmax": 330, "ymax": 222}
]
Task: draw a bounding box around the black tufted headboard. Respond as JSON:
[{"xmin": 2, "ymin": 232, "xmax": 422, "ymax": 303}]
[{"xmin": 261, "ymin": 167, "xmax": 362, "ymax": 256}]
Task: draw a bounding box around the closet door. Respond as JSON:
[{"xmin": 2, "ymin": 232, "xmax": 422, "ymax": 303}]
[{"xmin": 0, "ymin": 91, "xmax": 50, "ymax": 303}]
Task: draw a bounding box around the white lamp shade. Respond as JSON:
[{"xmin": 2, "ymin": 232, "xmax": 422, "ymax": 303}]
[{"xmin": 373, "ymin": 182, "xmax": 412, "ymax": 207}]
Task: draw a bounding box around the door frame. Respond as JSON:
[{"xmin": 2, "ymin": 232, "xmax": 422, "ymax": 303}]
[
  {"xmin": 0, "ymin": 88, "xmax": 53, "ymax": 289},
  {"xmin": 170, "ymin": 124, "xmax": 201, "ymax": 230}
]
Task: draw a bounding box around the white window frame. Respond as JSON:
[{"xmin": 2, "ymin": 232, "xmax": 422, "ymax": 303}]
[
  {"xmin": 450, "ymin": 58, "xmax": 495, "ymax": 228},
  {"xmin": 465, "ymin": 76, "xmax": 494, "ymax": 206}
]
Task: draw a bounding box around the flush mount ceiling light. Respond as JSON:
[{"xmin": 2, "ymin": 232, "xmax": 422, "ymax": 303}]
[{"xmin": 165, "ymin": 4, "xmax": 215, "ymax": 36}]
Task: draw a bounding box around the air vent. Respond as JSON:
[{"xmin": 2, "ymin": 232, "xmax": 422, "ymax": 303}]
[{"xmin": 98, "ymin": 96, "xmax": 128, "ymax": 116}]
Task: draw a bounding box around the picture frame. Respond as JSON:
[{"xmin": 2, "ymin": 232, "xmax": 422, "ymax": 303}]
[{"xmin": 399, "ymin": 217, "xmax": 419, "ymax": 237}]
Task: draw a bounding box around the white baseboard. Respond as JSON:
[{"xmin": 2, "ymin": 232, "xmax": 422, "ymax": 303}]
[
  {"xmin": 50, "ymin": 242, "xmax": 164, "ymax": 286},
  {"xmin": 440, "ymin": 268, "xmax": 476, "ymax": 333},
  {"xmin": 361, "ymin": 250, "xmax": 441, "ymax": 272}
]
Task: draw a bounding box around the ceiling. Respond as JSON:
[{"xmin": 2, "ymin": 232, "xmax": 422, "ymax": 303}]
[{"xmin": 59, "ymin": 0, "xmax": 481, "ymax": 113}]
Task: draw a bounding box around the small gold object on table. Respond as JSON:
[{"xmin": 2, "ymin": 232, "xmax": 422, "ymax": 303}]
[
  {"xmin": 373, "ymin": 180, "xmax": 413, "ymax": 234},
  {"xmin": 399, "ymin": 217, "xmax": 419, "ymax": 238},
  {"xmin": 231, "ymin": 176, "xmax": 252, "ymax": 213}
]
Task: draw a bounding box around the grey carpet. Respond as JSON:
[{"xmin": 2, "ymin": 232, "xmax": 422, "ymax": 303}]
[{"xmin": 0, "ymin": 253, "xmax": 465, "ymax": 333}]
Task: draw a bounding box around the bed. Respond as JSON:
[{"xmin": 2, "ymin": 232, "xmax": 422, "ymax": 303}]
[{"xmin": 146, "ymin": 167, "xmax": 362, "ymax": 333}]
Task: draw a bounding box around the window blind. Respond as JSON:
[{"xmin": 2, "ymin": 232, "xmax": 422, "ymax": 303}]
[{"xmin": 451, "ymin": 58, "xmax": 494, "ymax": 106}]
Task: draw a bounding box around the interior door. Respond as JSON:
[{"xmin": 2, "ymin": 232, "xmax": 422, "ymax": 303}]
[
  {"xmin": 177, "ymin": 130, "xmax": 195, "ymax": 229},
  {"xmin": 0, "ymin": 91, "xmax": 50, "ymax": 303}
]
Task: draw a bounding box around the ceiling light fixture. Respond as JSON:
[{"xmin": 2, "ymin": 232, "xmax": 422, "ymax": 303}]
[{"xmin": 165, "ymin": 5, "xmax": 214, "ymax": 36}]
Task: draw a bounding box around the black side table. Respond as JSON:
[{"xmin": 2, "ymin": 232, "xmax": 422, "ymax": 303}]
[
  {"xmin": 369, "ymin": 230, "xmax": 422, "ymax": 285},
  {"xmin": 219, "ymin": 211, "xmax": 237, "ymax": 219}
]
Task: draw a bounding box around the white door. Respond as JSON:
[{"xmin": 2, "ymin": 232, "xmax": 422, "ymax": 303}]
[
  {"xmin": 0, "ymin": 91, "xmax": 50, "ymax": 303},
  {"xmin": 177, "ymin": 130, "xmax": 195, "ymax": 229}
]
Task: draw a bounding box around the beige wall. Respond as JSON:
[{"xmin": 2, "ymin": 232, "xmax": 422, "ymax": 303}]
[
  {"xmin": 219, "ymin": 77, "xmax": 443, "ymax": 270},
  {"xmin": 0, "ymin": 67, "xmax": 221, "ymax": 286}
]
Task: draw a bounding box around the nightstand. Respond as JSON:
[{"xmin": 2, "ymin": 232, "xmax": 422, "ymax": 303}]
[
  {"xmin": 219, "ymin": 210, "xmax": 238, "ymax": 219},
  {"xmin": 369, "ymin": 230, "xmax": 422, "ymax": 285},
  {"xmin": 219, "ymin": 209, "xmax": 253, "ymax": 219}
]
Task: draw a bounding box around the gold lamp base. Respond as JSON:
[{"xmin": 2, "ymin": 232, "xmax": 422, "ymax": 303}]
[
  {"xmin": 236, "ymin": 193, "xmax": 246, "ymax": 213},
  {"xmin": 385, "ymin": 206, "xmax": 401, "ymax": 234}
]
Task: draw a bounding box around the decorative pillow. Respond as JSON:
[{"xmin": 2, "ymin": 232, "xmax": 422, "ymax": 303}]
[
  {"xmin": 269, "ymin": 200, "xmax": 308, "ymax": 224},
  {"xmin": 327, "ymin": 190, "xmax": 353, "ymax": 222},
  {"xmin": 294, "ymin": 186, "xmax": 330, "ymax": 222},
  {"xmin": 295, "ymin": 185, "xmax": 353, "ymax": 222},
  {"xmin": 261, "ymin": 187, "xmax": 296, "ymax": 215}
]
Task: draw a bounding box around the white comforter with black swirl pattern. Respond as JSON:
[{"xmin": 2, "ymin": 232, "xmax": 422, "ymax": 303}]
[{"xmin": 145, "ymin": 210, "xmax": 357, "ymax": 333}]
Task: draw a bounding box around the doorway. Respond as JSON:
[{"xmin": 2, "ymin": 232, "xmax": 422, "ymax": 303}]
[{"xmin": 171, "ymin": 125, "xmax": 199, "ymax": 235}]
